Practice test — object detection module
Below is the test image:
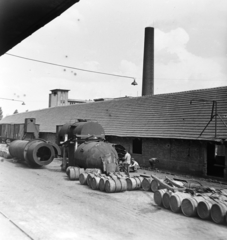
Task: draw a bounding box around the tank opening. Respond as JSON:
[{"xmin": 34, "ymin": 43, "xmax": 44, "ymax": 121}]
[{"xmin": 37, "ymin": 146, "xmax": 52, "ymax": 161}]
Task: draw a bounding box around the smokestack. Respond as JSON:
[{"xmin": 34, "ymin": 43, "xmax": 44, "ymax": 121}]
[{"xmin": 142, "ymin": 27, "xmax": 154, "ymax": 96}]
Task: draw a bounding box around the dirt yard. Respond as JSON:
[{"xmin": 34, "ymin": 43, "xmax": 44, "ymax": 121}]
[{"xmin": 0, "ymin": 158, "xmax": 226, "ymax": 240}]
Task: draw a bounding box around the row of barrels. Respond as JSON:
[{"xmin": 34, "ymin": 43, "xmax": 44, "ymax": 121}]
[
  {"xmin": 153, "ymin": 187, "xmax": 227, "ymax": 225},
  {"xmin": 66, "ymin": 166, "xmax": 168, "ymax": 193},
  {"xmin": 66, "ymin": 166, "xmax": 149, "ymax": 193},
  {"xmin": 80, "ymin": 172, "xmax": 145, "ymax": 193},
  {"xmin": 66, "ymin": 167, "xmax": 227, "ymax": 224},
  {"xmin": 140, "ymin": 176, "xmax": 166, "ymax": 192},
  {"xmin": 141, "ymin": 175, "xmax": 227, "ymax": 225}
]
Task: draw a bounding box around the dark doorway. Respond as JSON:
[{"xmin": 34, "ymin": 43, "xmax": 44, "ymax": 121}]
[
  {"xmin": 132, "ymin": 138, "xmax": 142, "ymax": 154},
  {"xmin": 207, "ymin": 143, "xmax": 225, "ymax": 178}
]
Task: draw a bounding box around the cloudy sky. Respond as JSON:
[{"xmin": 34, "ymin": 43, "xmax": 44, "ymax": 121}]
[{"xmin": 0, "ymin": 0, "xmax": 227, "ymax": 117}]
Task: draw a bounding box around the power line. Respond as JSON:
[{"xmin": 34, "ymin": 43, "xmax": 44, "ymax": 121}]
[
  {"xmin": 0, "ymin": 97, "xmax": 25, "ymax": 105},
  {"xmin": 6, "ymin": 53, "xmax": 224, "ymax": 82},
  {"xmin": 6, "ymin": 53, "xmax": 136, "ymax": 81}
]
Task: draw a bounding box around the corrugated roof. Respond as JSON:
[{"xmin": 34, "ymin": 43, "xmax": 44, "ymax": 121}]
[{"xmin": 1, "ymin": 86, "xmax": 227, "ymax": 141}]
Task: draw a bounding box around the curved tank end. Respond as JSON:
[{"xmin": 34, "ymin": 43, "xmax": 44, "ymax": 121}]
[
  {"xmin": 9, "ymin": 139, "xmax": 55, "ymax": 168},
  {"xmin": 26, "ymin": 141, "xmax": 55, "ymax": 167}
]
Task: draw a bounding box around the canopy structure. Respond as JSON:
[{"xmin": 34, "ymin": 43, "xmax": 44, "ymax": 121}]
[{"xmin": 0, "ymin": 0, "xmax": 80, "ymax": 56}]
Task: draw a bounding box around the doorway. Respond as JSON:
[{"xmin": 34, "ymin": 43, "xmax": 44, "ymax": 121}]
[{"xmin": 207, "ymin": 143, "xmax": 225, "ymax": 178}]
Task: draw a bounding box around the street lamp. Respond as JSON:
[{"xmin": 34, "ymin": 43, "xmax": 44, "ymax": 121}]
[
  {"xmin": 0, "ymin": 97, "xmax": 25, "ymax": 105},
  {"xmin": 131, "ymin": 79, "xmax": 138, "ymax": 86}
]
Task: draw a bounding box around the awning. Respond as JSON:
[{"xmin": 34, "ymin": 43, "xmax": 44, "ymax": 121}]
[{"xmin": 0, "ymin": 0, "xmax": 80, "ymax": 56}]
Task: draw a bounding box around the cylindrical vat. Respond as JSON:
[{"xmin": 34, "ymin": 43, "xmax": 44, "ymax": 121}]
[
  {"xmin": 154, "ymin": 189, "xmax": 167, "ymax": 206},
  {"xmin": 9, "ymin": 139, "xmax": 55, "ymax": 167},
  {"xmin": 211, "ymin": 202, "xmax": 227, "ymax": 224},
  {"xmin": 9, "ymin": 140, "xmax": 28, "ymax": 161},
  {"xmin": 169, "ymin": 192, "xmax": 190, "ymax": 213},
  {"xmin": 197, "ymin": 198, "xmax": 215, "ymax": 220},
  {"xmin": 91, "ymin": 176, "xmax": 101, "ymax": 190},
  {"xmin": 126, "ymin": 178, "xmax": 137, "ymax": 191},
  {"xmin": 105, "ymin": 179, "xmax": 116, "ymax": 193},
  {"xmin": 162, "ymin": 191, "xmax": 172, "ymax": 209},
  {"xmin": 79, "ymin": 172, "xmax": 88, "ymax": 185},
  {"xmin": 181, "ymin": 196, "xmax": 204, "ymax": 217},
  {"xmin": 142, "ymin": 178, "xmax": 152, "ymax": 191},
  {"xmin": 74, "ymin": 141, "xmax": 118, "ymax": 172}
]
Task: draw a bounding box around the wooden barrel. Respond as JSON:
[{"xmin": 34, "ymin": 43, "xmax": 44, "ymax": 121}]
[
  {"xmin": 79, "ymin": 172, "xmax": 88, "ymax": 185},
  {"xmin": 66, "ymin": 166, "xmax": 73, "ymax": 176},
  {"xmin": 197, "ymin": 198, "xmax": 215, "ymax": 220},
  {"xmin": 151, "ymin": 179, "xmax": 164, "ymax": 192},
  {"xmin": 126, "ymin": 178, "xmax": 137, "ymax": 191},
  {"xmin": 134, "ymin": 177, "xmax": 143, "ymax": 189},
  {"xmin": 114, "ymin": 178, "xmax": 122, "ymax": 192},
  {"xmin": 87, "ymin": 173, "xmax": 95, "ymax": 188},
  {"xmin": 66, "ymin": 167, "xmax": 69, "ymax": 176},
  {"xmin": 142, "ymin": 178, "xmax": 152, "ymax": 191},
  {"xmin": 110, "ymin": 175, "xmax": 118, "ymax": 181},
  {"xmin": 119, "ymin": 178, "xmax": 127, "ymax": 192},
  {"xmin": 154, "ymin": 189, "xmax": 167, "ymax": 206},
  {"xmin": 181, "ymin": 196, "xmax": 204, "ymax": 217},
  {"xmin": 68, "ymin": 167, "xmax": 80, "ymax": 180},
  {"xmin": 105, "ymin": 179, "xmax": 116, "ymax": 193},
  {"xmin": 85, "ymin": 168, "xmax": 101, "ymax": 174},
  {"xmin": 162, "ymin": 191, "xmax": 172, "ymax": 209},
  {"xmin": 211, "ymin": 202, "xmax": 227, "ymax": 224},
  {"xmin": 99, "ymin": 177, "xmax": 108, "ymax": 192},
  {"xmin": 91, "ymin": 176, "xmax": 101, "ymax": 190},
  {"xmin": 169, "ymin": 192, "xmax": 190, "ymax": 213},
  {"xmin": 118, "ymin": 172, "xmax": 128, "ymax": 178}
]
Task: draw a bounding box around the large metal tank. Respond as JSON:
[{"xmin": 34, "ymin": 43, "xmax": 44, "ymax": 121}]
[
  {"xmin": 74, "ymin": 140, "xmax": 118, "ymax": 172},
  {"xmin": 9, "ymin": 139, "xmax": 55, "ymax": 167},
  {"xmin": 57, "ymin": 121, "xmax": 105, "ymax": 144}
]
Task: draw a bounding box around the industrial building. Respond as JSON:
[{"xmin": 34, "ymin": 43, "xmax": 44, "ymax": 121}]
[
  {"xmin": 1, "ymin": 85, "xmax": 227, "ymax": 180},
  {"xmin": 1, "ymin": 26, "xmax": 227, "ymax": 180}
]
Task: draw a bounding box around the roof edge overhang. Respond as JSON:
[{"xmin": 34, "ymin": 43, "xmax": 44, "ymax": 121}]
[
  {"xmin": 105, "ymin": 134, "xmax": 227, "ymax": 143},
  {"xmin": 0, "ymin": 0, "xmax": 80, "ymax": 56}
]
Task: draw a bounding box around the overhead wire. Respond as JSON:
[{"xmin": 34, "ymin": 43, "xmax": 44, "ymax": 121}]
[
  {"xmin": 5, "ymin": 53, "xmax": 136, "ymax": 81},
  {"xmin": 5, "ymin": 53, "xmax": 223, "ymax": 82}
]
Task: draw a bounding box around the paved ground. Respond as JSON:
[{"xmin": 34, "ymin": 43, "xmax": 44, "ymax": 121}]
[{"xmin": 0, "ymin": 158, "xmax": 227, "ymax": 240}]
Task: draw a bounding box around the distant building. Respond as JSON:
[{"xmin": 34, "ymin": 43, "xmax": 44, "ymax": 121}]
[{"xmin": 49, "ymin": 89, "xmax": 87, "ymax": 107}]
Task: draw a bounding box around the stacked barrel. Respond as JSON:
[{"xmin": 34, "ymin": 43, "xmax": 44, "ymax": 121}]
[
  {"xmin": 66, "ymin": 167, "xmax": 227, "ymax": 225},
  {"xmin": 81, "ymin": 172, "xmax": 145, "ymax": 193},
  {"xmin": 66, "ymin": 166, "xmax": 146, "ymax": 193},
  {"xmin": 148, "ymin": 174, "xmax": 227, "ymax": 225}
]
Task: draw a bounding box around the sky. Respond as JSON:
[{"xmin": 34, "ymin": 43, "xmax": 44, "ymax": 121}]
[{"xmin": 0, "ymin": 0, "xmax": 227, "ymax": 117}]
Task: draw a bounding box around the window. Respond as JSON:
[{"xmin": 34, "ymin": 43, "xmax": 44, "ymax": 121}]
[{"xmin": 132, "ymin": 138, "xmax": 142, "ymax": 154}]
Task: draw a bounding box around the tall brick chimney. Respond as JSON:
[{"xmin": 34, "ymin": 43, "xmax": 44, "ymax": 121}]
[{"xmin": 142, "ymin": 27, "xmax": 154, "ymax": 96}]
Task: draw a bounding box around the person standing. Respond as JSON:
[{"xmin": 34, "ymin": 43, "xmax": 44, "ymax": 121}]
[{"xmin": 122, "ymin": 151, "xmax": 131, "ymax": 175}]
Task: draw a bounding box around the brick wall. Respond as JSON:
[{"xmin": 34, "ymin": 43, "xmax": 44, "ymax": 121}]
[
  {"xmin": 39, "ymin": 133, "xmax": 211, "ymax": 177},
  {"xmin": 106, "ymin": 136, "xmax": 207, "ymax": 176}
]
